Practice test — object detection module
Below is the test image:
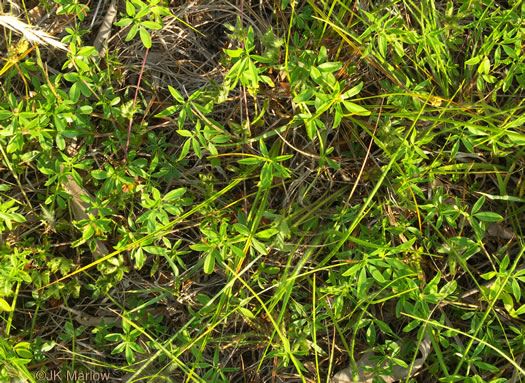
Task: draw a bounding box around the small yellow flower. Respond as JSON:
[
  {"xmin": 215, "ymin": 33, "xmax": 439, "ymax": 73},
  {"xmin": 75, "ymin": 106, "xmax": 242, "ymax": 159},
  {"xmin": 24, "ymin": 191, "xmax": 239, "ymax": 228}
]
[
  {"xmin": 429, "ymin": 96, "xmax": 442, "ymax": 107},
  {"xmin": 15, "ymin": 39, "xmax": 29, "ymax": 55}
]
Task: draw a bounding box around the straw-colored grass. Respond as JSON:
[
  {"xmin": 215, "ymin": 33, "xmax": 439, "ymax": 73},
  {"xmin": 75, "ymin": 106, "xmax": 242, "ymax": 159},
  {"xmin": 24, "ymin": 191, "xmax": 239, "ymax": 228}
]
[{"xmin": 0, "ymin": 15, "xmax": 69, "ymax": 51}]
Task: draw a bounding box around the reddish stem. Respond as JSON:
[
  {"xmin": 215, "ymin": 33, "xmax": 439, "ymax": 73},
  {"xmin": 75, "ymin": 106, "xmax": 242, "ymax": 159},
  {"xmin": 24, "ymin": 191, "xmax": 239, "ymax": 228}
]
[{"xmin": 124, "ymin": 46, "xmax": 149, "ymax": 160}]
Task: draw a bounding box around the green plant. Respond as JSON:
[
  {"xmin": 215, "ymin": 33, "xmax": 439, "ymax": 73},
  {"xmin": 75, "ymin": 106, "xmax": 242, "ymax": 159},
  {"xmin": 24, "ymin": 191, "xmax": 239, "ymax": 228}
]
[
  {"xmin": 0, "ymin": 337, "xmax": 34, "ymax": 382},
  {"xmin": 136, "ymin": 186, "xmax": 191, "ymax": 232},
  {"xmin": 222, "ymin": 19, "xmax": 279, "ymax": 98},
  {"xmin": 105, "ymin": 316, "xmax": 146, "ymax": 365},
  {"xmin": 114, "ymin": 0, "xmax": 167, "ymax": 48},
  {"xmin": 0, "ymin": 0, "xmax": 524, "ymax": 381},
  {"xmin": 0, "ymin": 197, "xmax": 25, "ymax": 235},
  {"xmin": 58, "ymin": 321, "xmax": 85, "ymax": 343}
]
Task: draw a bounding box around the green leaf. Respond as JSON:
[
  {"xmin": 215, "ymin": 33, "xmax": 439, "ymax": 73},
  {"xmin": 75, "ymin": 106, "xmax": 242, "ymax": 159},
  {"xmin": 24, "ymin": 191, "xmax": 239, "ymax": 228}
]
[
  {"xmin": 110, "ymin": 342, "xmax": 125, "ymax": 355},
  {"xmin": 368, "ymin": 266, "xmax": 385, "ymax": 283},
  {"xmin": 140, "ymin": 27, "xmax": 152, "ymax": 48},
  {"xmin": 178, "ymin": 139, "xmax": 191, "ymax": 161},
  {"xmin": 375, "ymin": 319, "xmax": 394, "ymax": 335},
  {"xmin": 133, "ymin": 247, "xmax": 146, "ymax": 269},
  {"xmin": 91, "ymin": 170, "xmax": 108, "ymax": 180},
  {"xmin": 503, "ymin": 71, "xmax": 514, "ymax": 92},
  {"xmin": 243, "ymin": 59, "xmax": 258, "ymax": 86},
  {"xmin": 82, "ymin": 224, "xmax": 95, "ymax": 241},
  {"xmin": 78, "ymin": 105, "xmax": 93, "ymax": 114},
  {"xmin": 238, "ymin": 307, "xmax": 255, "ymax": 319},
  {"xmin": 478, "ymin": 57, "xmax": 490, "ymax": 75},
  {"xmin": 114, "ymin": 18, "xmax": 133, "ymax": 27},
  {"xmin": 0, "ymin": 109, "xmax": 11, "ymax": 120},
  {"xmin": 251, "ymin": 238, "xmax": 267, "ymax": 255},
  {"xmin": 512, "ymin": 279, "xmax": 521, "ymax": 301},
  {"xmin": 151, "ymin": 187, "xmax": 161, "ymax": 201},
  {"xmin": 105, "ymin": 333, "xmax": 122, "ymax": 342},
  {"xmin": 310, "ymin": 66, "xmax": 321, "ymax": 82},
  {"xmin": 274, "ymin": 154, "xmax": 293, "ymax": 162},
  {"xmin": 56, "ymin": 134, "xmax": 65, "ymax": 151},
  {"xmin": 192, "ymin": 137, "xmax": 201, "ymax": 158},
  {"xmin": 325, "ymin": 157, "xmax": 339, "ymax": 170},
  {"xmin": 474, "ymin": 211, "xmax": 503, "ymax": 222},
  {"xmin": 69, "ymin": 82, "xmax": 80, "ymax": 102},
  {"xmin": 204, "ymin": 251, "xmax": 215, "ymax": 274},
  {"xmin": 223, "ymin": 48, "xmax": 244, "ymax": 58},
  {"xmin": 439, "ymin": 280, "xmax": 457, "ymax": 297},
  {"xmin": 502, "ymin": 45, "xmax": 518, "ymax": 60},
  {"xmin": 234, "ymin": 223, "xmax": 251, "ymax": 236},
  {"xmin": 378, "ymin": 33, "xmax": 386, "ymax": 58},
  {"xmin": 19, "ymin": 111, "xmax": 36, "ymax": 119},
  {"xmin": 259, "ymin": 139, "xmax": 269, "ymax": 157},
  {"xmin": 141, "ymin": 21, "xmax": 162, "ymax": 30},
  {"xmin": 229, "ymin": 244, "xmax": 245, "ymax": 259},
  {"xmin": 506, "ymin": 131, "xmax": 525, "ymax": 145},
  {"xmin": 504, "ymin": 115, "xmax": 525, "ymax": 129},
  {"xmin": 238, "ymin": 157, "xmax": 263, "ymax": 165},
  {"xmin": 476, "ymin": 74, "xmax": 485, "ymax": 92},
  {"xmin": 191, "ymin": 243, "xmax": 210, "ymax": 252},
  {"xmin": 500, "ymin": 254, "xmax": 509, "ymax": 272},
  {"xmin": 392, "ymin": 358, "xmax": 408, "ymax": 368},
  {"xmin": 0, "ymin": 298, "xmax": 11, "ymax": 312},
  {"xmin": 342, "ymin": 82, "xmax": 363, "ymax": 99},
  {"xmin": 251, "ymin": 54, "xmax": 272, "ymax": 64},
  {"xmin": 318, "ymin": 46, "xmax": 327, "ymax": 64},
  {"xmin": 366, "ymin": 324, "xmax": 376, "ymax": 345},
  {"xmin": 135, "ymin": 4, "xmax": 150, "ymax": 19},
  {"xmin": 74, "ymin": 58, "xmax": 89, "ymax": 74},
  {"xmin": 130, "ymin": 342, "xmax": 146, "ymax": 354},
  {"xmin": 164, "ymin": 188, "xmax": 186, "ymax": 201},
  {"xmin": 14, "ymin": 342, "xmax": 32, "ymax": 359},
  {"xmin": 155, "ymin": 105, "xmax": 180, "ymax": 117},
  {"xmin": 125, "ymin": 346, "xmax": 135, "ymax": 364},
  {"xmin": 305, "ymin": 120, "xmax": 316, "ymax": 140},
  {"xmin": 260, "ymin": 162, "xmax": 273, "ymax": 188},
  {"xmin": 255, "ymin": 228, "xmax": 278, "ymax": 239},
  {"xmin": 318, "ymin": 62, "xmax": 342, "ymax": 72},
  {"xmin": 480, "ymin": 271, "xmax": 497, "ymax": 280},
  {"xmin": 357, "ymin": 267, "xmax": 367, "ymax": 298},
  {"xmin": 77, "ymin": 46, "xmax": 97, "ymax": 57},
  {"xmin": 514, "ymin": 304, "xmax": 525, "ymax": 316},
  {"xmin": 263, "ymin": 266, "xmax": 280, "ymax": 275},
  {"xmin": 78, "ymin": 80, "xmax": 91, "ymax": 97},
  {"xmin": 226, "ymin": 57, "xmax": 248, "ymax": 89},
  {"xmin": 125, "ymin": 1, "xmax": 135, "ymax": 16},
  {"xmin": 342, "ymin": 263, "xmax": 362, "ymax": 277},
  {"xmin": 176, "ymin": 129, "xmax": 192, "ymax": 137},
  {"xmin": 471, "ymin": 196, "xmax": 485, "ymax": 215},
  {"xmin": 342, "ymin": 101, "xmax": 370, "ymax": 115},
  {"xmin": 473, "ymin": 361, "xmax": 499, "ymax": 372},
  {"xmin": 167, "ymin": 86, "xmax": 184, "ymax": 103},
  {"xmin": 126, "ymin": 24, "xmax": 139, "ymax": 42},
  {"xmin": 211, "ymin": 134, "xmax": 230, "ymax": 144},
  {"xmin": 293, "ymin": 88, "xmax": 315, "ymax": 103},
  {"xmin": 465, "ymin": 55, "xmax": 482, "ymax": 65}
]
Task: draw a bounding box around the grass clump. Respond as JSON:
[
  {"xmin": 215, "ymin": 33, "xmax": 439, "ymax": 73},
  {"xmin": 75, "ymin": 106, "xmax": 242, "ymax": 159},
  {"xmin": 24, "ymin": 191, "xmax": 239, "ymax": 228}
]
[{"xmin": 0, "ymin": 0, "xmax": 524, "ymax": 382}]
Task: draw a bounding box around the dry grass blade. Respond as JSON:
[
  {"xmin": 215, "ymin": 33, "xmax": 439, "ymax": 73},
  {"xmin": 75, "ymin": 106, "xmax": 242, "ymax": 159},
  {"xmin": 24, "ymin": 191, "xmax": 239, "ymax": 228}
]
[{"xmin": 0, "ymin": 15, "xmax": 69, "ymax": 51}]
